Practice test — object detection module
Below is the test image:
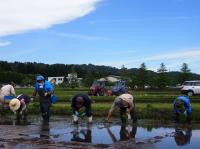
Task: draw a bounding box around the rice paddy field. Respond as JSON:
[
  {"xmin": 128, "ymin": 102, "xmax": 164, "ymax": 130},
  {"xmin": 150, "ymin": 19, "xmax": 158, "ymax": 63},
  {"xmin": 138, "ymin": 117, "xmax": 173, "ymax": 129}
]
[{"xmin": 1, "ymin": 87, "xmax": 200, "ymax": 120}]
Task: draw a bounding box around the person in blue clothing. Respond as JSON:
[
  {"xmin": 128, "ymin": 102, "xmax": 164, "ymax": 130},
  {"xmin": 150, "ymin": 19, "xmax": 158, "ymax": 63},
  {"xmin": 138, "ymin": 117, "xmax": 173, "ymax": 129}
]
[
  {"xmin": 174, "ymin": 124, "xmax": 192, "ymax": 146},
  {"xmin": 173, "ymin": 95, "xmax": 192, "ymax": 122},
  {"xmin": 32, "ymin": 75, "xmax": 53, "ymax": 121}
]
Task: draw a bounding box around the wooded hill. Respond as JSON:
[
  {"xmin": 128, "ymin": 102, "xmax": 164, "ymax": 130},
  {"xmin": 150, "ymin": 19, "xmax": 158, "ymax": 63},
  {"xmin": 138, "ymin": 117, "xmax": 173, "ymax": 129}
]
[{"xmin": 0, "ymin": 61, "xmax": 199, "ymax": 88}]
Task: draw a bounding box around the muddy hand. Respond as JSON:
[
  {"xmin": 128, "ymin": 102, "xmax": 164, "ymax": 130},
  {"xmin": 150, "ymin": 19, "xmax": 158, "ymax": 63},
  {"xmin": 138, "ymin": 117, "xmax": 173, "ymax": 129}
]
[{"xmin": 30, "ymin": 97, "xmax": 34, "ymax": 102}]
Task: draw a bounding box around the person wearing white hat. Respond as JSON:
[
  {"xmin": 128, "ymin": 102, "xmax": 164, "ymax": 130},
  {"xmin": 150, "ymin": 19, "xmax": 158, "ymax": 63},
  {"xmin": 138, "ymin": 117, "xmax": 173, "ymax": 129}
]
[
  {"xmin": 105, "ymin": 93, "xmax": 137, "ymax": 123},
  {"xmin": 9, "ymin": 94, "xmax": 31, "ymax": 115},
  {"xmin": 9, "ymin": 98, "xmax": 21, "ymax": 113}
]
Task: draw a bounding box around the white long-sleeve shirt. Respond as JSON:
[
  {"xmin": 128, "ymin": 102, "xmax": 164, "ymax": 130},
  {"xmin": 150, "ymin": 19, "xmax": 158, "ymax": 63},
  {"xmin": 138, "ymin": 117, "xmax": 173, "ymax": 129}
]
[
  {"xmin": 109, "ymin": 94, "xmax": 134, "ymax": 113},
  {"xmin": 0, "ymin": 84, "xmax": 16, "ymax": 97}
]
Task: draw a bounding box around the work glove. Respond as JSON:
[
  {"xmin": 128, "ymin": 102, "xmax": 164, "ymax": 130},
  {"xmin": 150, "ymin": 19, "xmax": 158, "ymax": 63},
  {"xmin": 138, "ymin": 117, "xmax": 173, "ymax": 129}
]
[
  {"xmin": 75, "ymin": 111, "xmax": 79, "ymax": 116},
  {"xmin": 81, "ymin": 112, "xmax": 86, "ymax": 117},
  {"xmin": 87, "ymin": 116, "xmax": 93, "ymax": 123},
  {"xmin": 44, "ymin": 92, "xmax": 48, "ymax": 96},
  {"xmin": 126, "ymin": 109, "xmax": 131, "ymax": 120},
  {"xmin": 30, "ymin": 96, "xmax": 35, "ymax": 101},
  {"xmin": 44, "ymin": 92, "xmax": 51, "ymax": 97},
  {"xmin": 184, "ymin": 111, "xmax": 187, "ymax": 116},
  {"xmin": 73, "ymin": 115, "xmax": 79, "ymax": 123},
  {"xmin": 127, "ymin": 113, "xmax": 131, "ymax": 120}
]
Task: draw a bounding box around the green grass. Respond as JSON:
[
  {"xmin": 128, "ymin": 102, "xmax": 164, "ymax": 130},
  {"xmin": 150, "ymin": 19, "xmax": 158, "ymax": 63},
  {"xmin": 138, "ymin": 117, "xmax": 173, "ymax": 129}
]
[
  {"xmin": 15, "ymin": 88, "xmax": 200, "ymax": 103},
  {"xmin": 2, "ymin": 103, "xmax": 200, "ymax": 121},
  {"xmin": 8, "ymin": 88, "xmax": 200, "ymax": 120}
]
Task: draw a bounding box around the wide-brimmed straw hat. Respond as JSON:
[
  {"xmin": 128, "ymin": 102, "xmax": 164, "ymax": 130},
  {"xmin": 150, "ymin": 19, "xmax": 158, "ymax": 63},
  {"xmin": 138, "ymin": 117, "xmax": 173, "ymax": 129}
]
[{"xmin": 9, "ymin": 98, "xmax": 21, "ymax": 112}]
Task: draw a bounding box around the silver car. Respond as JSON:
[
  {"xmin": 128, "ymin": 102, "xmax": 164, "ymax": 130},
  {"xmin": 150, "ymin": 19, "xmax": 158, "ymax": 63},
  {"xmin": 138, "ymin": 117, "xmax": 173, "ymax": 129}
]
[{"xmin": 181, "ymin": 80, "xmax": 200, "ymax": 96}]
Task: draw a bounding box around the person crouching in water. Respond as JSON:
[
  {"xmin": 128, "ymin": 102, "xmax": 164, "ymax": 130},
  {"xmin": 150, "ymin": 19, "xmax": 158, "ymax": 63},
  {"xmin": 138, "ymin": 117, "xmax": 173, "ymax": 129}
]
[
  {"xmin": 71, "ymin": 93, "xmax": 93, "ymax": 124},
  {"xmin": 9, "ymin": 94, "xmax": 31, "ymax": 119},
  {"xmin": 105, "ymin": 93, "xmax": 137, "ymax": 123},
  {"xmin": 174, "ymin": 95, "xmax": 192, "ymax": 123},
  {"xmin": 32, "ymin": 75, "xmax": 53, "ymax": 121}
]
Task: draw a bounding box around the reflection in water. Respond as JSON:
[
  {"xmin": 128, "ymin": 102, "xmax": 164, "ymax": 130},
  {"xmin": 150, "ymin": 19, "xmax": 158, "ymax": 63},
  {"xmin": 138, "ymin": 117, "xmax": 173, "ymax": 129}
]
[
  {"xmin": 106, "ymin": 122, "xmax": 137, "ymax": 143},
  {"xmin": 0, "ymin": 116, "xmax": 30, "ymax": 126},
  {"xmin": 120, "ymin": 123, "xmax": 137, "ymax": 141},
  {"xmin": 71, "ymin": 124, "xmax": 92, "ymax": 143},
  {"xmin": 70, "ymin": 122, "xmax": 137, "ymax": 143},
  {"xmin": 1, "ymin": 117, "xmax": 200, "ymax": 149},
  {"xmin": 40, "ymin": 121, "xmax": 50, "ymax": 139},
  {"xmin": 174, "ymin": 123, "xmax": 192, "ymax": 146}
]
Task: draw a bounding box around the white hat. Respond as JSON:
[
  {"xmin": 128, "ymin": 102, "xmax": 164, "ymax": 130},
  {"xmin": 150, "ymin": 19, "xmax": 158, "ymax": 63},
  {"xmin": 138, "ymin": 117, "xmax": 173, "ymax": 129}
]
[
  {"xmin": 119, "ymin": 93, "xmax": 133, "ymax": 104},
  {"xmin": 9, "ymin": 98, "xmax": 21, "ymax": 112}
]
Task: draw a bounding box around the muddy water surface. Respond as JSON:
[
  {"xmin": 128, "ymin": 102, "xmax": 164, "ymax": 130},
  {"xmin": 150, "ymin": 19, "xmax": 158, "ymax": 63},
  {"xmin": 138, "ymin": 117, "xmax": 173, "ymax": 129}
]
[{"xmin": 0, "ymin": 116, "xmax": 199, "ymax": 149}]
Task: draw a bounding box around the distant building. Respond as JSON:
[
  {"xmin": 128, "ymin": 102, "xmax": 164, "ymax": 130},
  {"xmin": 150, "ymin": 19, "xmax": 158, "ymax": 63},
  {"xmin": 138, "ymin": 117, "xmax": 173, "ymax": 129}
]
[
  {"xmin": 48, "ymin": 76, "xmax": 65, "ymax": 85},
  {"xmin": 98, "ymin": 75, "xmax": 121, "ymax": 82},
  {"xmin": 106, "ymin": 75, "xmax": 121, "ymax": 82},
  {"xmin": 48, "ymin": 73, "xmax": 82, "ymax": 85}
]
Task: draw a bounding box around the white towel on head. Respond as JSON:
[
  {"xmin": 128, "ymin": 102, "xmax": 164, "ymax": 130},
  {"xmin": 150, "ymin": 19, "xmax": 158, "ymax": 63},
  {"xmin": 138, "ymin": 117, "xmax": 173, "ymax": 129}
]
[{"xmin": 119, "ymin": 93, "xmax": 133, "ymax": 104}]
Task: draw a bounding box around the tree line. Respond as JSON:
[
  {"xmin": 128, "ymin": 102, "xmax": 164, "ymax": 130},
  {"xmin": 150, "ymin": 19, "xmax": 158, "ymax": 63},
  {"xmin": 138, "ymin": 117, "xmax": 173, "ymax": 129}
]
[{"xmin": 0, "ymin": 61, "xmax": 199, "ymax": 89}]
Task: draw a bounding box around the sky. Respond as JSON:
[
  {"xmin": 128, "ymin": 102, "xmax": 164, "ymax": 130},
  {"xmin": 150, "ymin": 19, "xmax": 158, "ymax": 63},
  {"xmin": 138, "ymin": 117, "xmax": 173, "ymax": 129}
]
[{"xmin": 0, "ymin": 0, "xmax": 200, "ymax": 74}]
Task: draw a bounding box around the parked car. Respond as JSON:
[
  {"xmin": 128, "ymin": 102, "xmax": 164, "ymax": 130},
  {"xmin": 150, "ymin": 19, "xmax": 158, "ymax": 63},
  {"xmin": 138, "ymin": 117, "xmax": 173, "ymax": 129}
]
[{"xmin": 181, "ymin": 80, "xmax": 200, "ymax": 96}]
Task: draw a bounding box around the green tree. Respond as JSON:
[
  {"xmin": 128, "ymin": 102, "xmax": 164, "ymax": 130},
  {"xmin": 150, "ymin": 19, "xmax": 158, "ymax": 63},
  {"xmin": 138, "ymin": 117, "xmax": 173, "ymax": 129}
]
[
  {"xmin": 155, "ymin": 63, "xmax": 169, "ymax": 89},
  {"xmin": 83, "ymin": 71, "xmax": 95, "ymax": 87},
  {"xmin": 120, "ymin": 65, "xmax": 129, "ymax": 78},
  {"xmin": 130, "ymin": 74, "xmax": 137, "ymax": 89},
  {"xmin": 120, "ymin": 65, "xmax": 132, "ymax": 87},
  {"xmin": 136, "ymin": 63, "xmax": 148, "ymax": 89},
  {"xmin": 179, "ymin": 63, "xmax": 191, "ymax": 83}
]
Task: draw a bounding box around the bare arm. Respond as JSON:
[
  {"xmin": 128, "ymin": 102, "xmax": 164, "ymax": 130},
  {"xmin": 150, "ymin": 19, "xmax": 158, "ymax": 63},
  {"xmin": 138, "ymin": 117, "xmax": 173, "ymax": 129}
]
[
  {"xmin": 105, "ymin": 103, "xmax": 116, "ymax": 122},
  {"xmin": 128, "ymin": 104, "xmax": 134, "ymax": 113},
  {"xmin": 32, "ymin": 90, "xmax": 37, "ymax": 98},
  {"xmin": 105, "ymin": 111, "xmax": 113, "ymax": 122}
]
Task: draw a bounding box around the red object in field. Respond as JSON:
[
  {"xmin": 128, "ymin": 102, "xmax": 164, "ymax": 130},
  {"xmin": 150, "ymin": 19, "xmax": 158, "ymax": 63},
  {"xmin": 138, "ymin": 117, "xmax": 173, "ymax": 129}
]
[
  {"xmin": 89, "ymin": 81, "xmax": 106, "ymax": 96},
  {"xmin": 106, "ymin": 89, "xmax": 113, "ymax": 96}
]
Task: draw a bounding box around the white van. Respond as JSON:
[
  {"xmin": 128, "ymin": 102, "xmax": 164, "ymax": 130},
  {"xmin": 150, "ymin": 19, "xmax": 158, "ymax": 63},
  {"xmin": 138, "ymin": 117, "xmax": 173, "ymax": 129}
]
[{"xmin": 181, "ymin": 80, "xmax": 200, "ymax": 96}]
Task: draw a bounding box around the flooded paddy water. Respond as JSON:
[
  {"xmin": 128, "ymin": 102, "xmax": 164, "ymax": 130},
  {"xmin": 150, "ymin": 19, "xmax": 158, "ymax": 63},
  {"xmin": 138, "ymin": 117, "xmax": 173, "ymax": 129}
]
[{"xmin": 0, "ymin": 116, "xmax": 199, "ymax": 149}]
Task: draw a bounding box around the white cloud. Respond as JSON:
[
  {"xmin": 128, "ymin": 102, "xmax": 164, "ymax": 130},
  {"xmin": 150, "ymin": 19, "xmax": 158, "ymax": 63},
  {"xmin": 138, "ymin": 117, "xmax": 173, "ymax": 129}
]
[
  {"xmin": 0, "ymin": 0, "xmax": 100, "ymax": 37},
  {"xmin": 55, "ymin": 32, "xmax": 110, "ymax": 41},
  {"xmin": 95, "ymin": 49, "xmax": 200, "ymax": 73},
  {"xmin": 139, "ymin": 49, "xmax": 200, "ymax": 62},
  {"xmin": 0, "ymin": 41, "xmax": 11, "ymax": 47}
]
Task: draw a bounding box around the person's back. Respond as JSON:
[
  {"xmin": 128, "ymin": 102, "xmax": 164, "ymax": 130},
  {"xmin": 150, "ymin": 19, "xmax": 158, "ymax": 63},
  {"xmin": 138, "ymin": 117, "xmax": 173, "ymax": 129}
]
[
  {"xmin": 0, "ymin": 84, "xmax": 16, "ymax": 96},
  {"xmin": 174, "ymin": 96, "xmax": 192, "ymax": 114},
  {"xmin": 0, "ymin": 84, "xmax": 16, "ymax": 106},
  {"xmin": 174, "ymin": 95, "xmax": 192, "ymax": 122}
]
